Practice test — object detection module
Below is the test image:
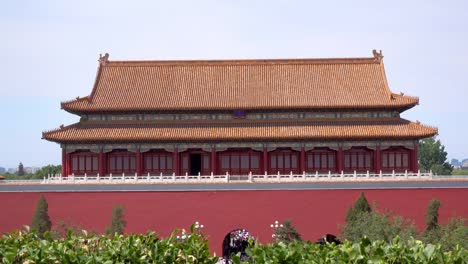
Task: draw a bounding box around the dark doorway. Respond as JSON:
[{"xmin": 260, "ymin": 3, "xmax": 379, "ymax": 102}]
[{"xmin": 190, "ymin": 154, "xmax": 202, "ymax": 176}]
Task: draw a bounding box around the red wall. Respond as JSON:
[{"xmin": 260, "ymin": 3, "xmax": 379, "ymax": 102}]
[{"xmin": 1, "ymin": 189, "xmax": 468, "ymax": 254}]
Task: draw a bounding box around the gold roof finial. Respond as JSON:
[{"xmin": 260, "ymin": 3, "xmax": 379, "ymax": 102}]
[
  {"xmin": 372, "ymin": 49, "xmax": 384, "ymax": 62},
  {"xmin": 99, "ymin": 53, "xmax": 110, "ymax": 66}
]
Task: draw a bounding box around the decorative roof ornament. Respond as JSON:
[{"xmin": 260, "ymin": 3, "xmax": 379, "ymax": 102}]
[
  {"xmin": 372, "ymin": 49, "xmax": 384, "ymax": 62},
  {"xmin": 99, "ymin": 53, "xmax": 110, "ymax": 66}
]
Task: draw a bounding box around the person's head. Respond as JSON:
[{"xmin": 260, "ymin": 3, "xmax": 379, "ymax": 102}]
[{"xmin": 222, "ymin": 229, "xmax": 254, "ymax": 259}]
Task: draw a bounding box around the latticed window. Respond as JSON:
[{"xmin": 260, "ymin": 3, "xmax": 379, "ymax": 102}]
[
  {"xmin": 108, "ymin": 150, "xmax": 136, "ymax": 174},
  {"xmin": 268, "ymin": 149, "xmax": 299, "ymax": 174},
  {"xmin": 382, "ymin": 147, "xmax": 411, "ymax": 172},
  {"xmin": 71, "ymin": 151, "xmax": 98, "ymax": 175},
  {"xmin": 143, "ymin": 150, "xmax": 173, "ymax": 175},
  {"xmin": 306, "ymin": 149, "xmax": 337, "ymax": 172},
  {"xmin": 344, "ymin": 147, "xmax": 373, "ymax": 172},
  {"xmin": 219, "ymin": 150, "xmax": 261, "ymax": 175}
]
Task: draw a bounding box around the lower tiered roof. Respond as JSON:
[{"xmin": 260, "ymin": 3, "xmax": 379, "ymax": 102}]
[{"xmin": 42, "ymin": 118, "xmax": 437, "ymax": 143}]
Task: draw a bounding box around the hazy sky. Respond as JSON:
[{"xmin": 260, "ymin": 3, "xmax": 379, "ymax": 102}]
[{"xmin": 1, "ymin": 0, "xmax": 467, "ymax": 169}]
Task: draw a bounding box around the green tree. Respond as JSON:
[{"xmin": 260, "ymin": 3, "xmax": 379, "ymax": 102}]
[
  {"xmin": 423, "ymin": 199, "xmax": 442, "ymax": 243},
  {"xmin": 273, "ymin": 219, "xmax": 302, "ymax": 243},
  {"xmin": 345, "ymin": 192, "xmax": 371, "ymax": 223},
  {"xmin": 17, "ymin": 162, "xmax": 25, "ymax": 176},
  {"xmin": 105, "ymin": 205, "xmax": 127, "ymax": 236},
  {"xmin": 342, "ymin": 193, "xmax": 416, "ymax": 242},
  {"xmin": 31, "ymin": 194, "xmax": 52, "ymax": 236},
  {"xmin": 419, "ymin": 136, "xmax": 453, "ymax": 175},
  {"xmin": 342, "ymin": 207, "xmax": 417, "ymax": 242},
  {"xmin": 33, "ymin": 165, "xmax": 62, "ymax": 179},
  {"xmin": 439, "ymin": 217, "xmax": 468, "ymax": 250}
]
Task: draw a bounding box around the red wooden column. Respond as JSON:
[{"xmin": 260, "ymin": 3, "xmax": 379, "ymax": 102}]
[
  {"xmin": 337, "ymin": 146, "xmax": 344, "ymax": 173},
  {"xmin": 66, "ymin": 152, "xmax": 71, "ymax": 176},
  {"xmin": 61, "ymin": 148, "xmax": 66, "ymax": 176},
  {"xmin": 136, "ymin": 149, "xmax": 142, "ymax": 176},
  {"xmin": 300, "ymin": 146, "xmax": 306, "ymax": 173},
  {"xmin": 374, "ymin": 145, "xmax": 381, "ymax": 173},
  {"xmin": 263, "ymin": 147, "xmax": 268, "ymax": 173},
  {"xmin": 412, "ymin": 142, "xmax": 419, "ymax": 172},
  {"xmin": 174, "ymin": 147, "xmax": 180, "ymax": 176},
  {"xmin": 211, "ymin": 147, "xmax": 217, "ymax": 175},
  {"xmin": 99, "ymin": 148, "xmax": 105, "ymax": 176}
]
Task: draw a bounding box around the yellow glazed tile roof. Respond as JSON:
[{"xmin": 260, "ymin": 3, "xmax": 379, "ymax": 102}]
[
  {"xmin": 43, "ymin": 119, "xmax": 437, "ymax": 143},
  {"xmin": 61, "ymin": 53, "xmax": 418, "ymax": 113}
]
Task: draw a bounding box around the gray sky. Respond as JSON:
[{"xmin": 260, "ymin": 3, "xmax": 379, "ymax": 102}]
[{"xmin": 1, "ymin": 0, "xmax": 467, "ymax": 168}]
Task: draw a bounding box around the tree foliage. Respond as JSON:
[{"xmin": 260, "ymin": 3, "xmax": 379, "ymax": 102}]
[
  {"xmin": 419, "ymin": 136, "xmax": 453, "ymax": 175},
  {"xmin": 439, "ymin": 217, "xmax": 468, "ymax": 251},
  {"xmin": 342, "ymin": 209, "xmax": 417, "ymax": 243},
  {"xmin": 31, "ymin": 195, "xmax": 52, "ymax": 236},
  {"xmin": 17, "ymin": 162, "xmax": 24, "ymax": 176},
  {"xmin": 105, "ymin": 205, "xmax": 127, "ymax": 236},
  {"xmin": 345, "ymin": 192, "xmax": 371, "ymax": 223},
  {"xmin": 425, "ymin": 199, "xmax": 441, "ymax": 232},
  {"xmin": 342, "ymin": 193, "xmax": 417, "ymax": 242},
  {"xmin": 34, "ymin": 165, "xmax": 61, "ymax": 179},
  {"xmin": 273, "ymin": 219, "xmax": 302, "ymax": 243},
  {"xmin": 423, "ymin": 199, "xmax": 442, "ymax": 245}
]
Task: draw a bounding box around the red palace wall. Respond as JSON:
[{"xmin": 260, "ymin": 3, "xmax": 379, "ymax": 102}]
[{"xmin": 1, "ymin": 189, "xmax": 468, "ymax": 254}]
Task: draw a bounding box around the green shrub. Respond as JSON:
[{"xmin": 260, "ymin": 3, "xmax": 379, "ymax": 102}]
[
  {"xmin": 0, "ymin": 225, "xmax": 218, "ymax": 264},
  {"xmin": 244, "ymin": 237, "xmax": 468, "ymax": 263}
]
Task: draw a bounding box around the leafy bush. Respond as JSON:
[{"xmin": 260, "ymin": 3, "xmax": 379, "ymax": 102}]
[
  {"xmin": 272, "ymin": 220, "xmax": 301, "ymax": 244},
  {"xmin": 243, "ymin": 237, "xmax": 468, "ymax": 264},
  {"xmin": 1, "ymin": 226, "xmax": 467, "ymax": 263},
  {"xmin": 0, "ymin": 225, "xmax": 217, "ymax": 264}
]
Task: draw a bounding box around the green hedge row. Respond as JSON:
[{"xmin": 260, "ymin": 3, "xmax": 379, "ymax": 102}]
[
  {"xmin": 244, "ymin": 237, "xmax": 468, "ymax": 264},
  {"xmin": 1, "ymin": 227, "xmax": 467, "ymax": 264},
  {"xmin": 0, "ymin": 226, "xmax": 217, "ymax": 264}
]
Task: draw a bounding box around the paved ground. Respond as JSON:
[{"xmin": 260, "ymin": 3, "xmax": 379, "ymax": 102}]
[{"xmin": 1, "ymin": 181, "xmax": 468, "ymax": 192}]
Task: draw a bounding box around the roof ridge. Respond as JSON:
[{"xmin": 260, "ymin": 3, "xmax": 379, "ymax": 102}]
[{"xmin": 105, "ymin": 57, "xmax": 381, "ymax": 67}]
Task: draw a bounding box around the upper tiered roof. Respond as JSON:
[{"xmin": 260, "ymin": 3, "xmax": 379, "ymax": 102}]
[{"xmin": 61, "ymin": 51, "xmax": 418, "ymax": 114}]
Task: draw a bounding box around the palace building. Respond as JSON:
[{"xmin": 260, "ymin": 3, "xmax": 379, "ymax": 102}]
[{"xmin": 43, "ymin": 51, "xmax": 437, "ymax": 177}]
